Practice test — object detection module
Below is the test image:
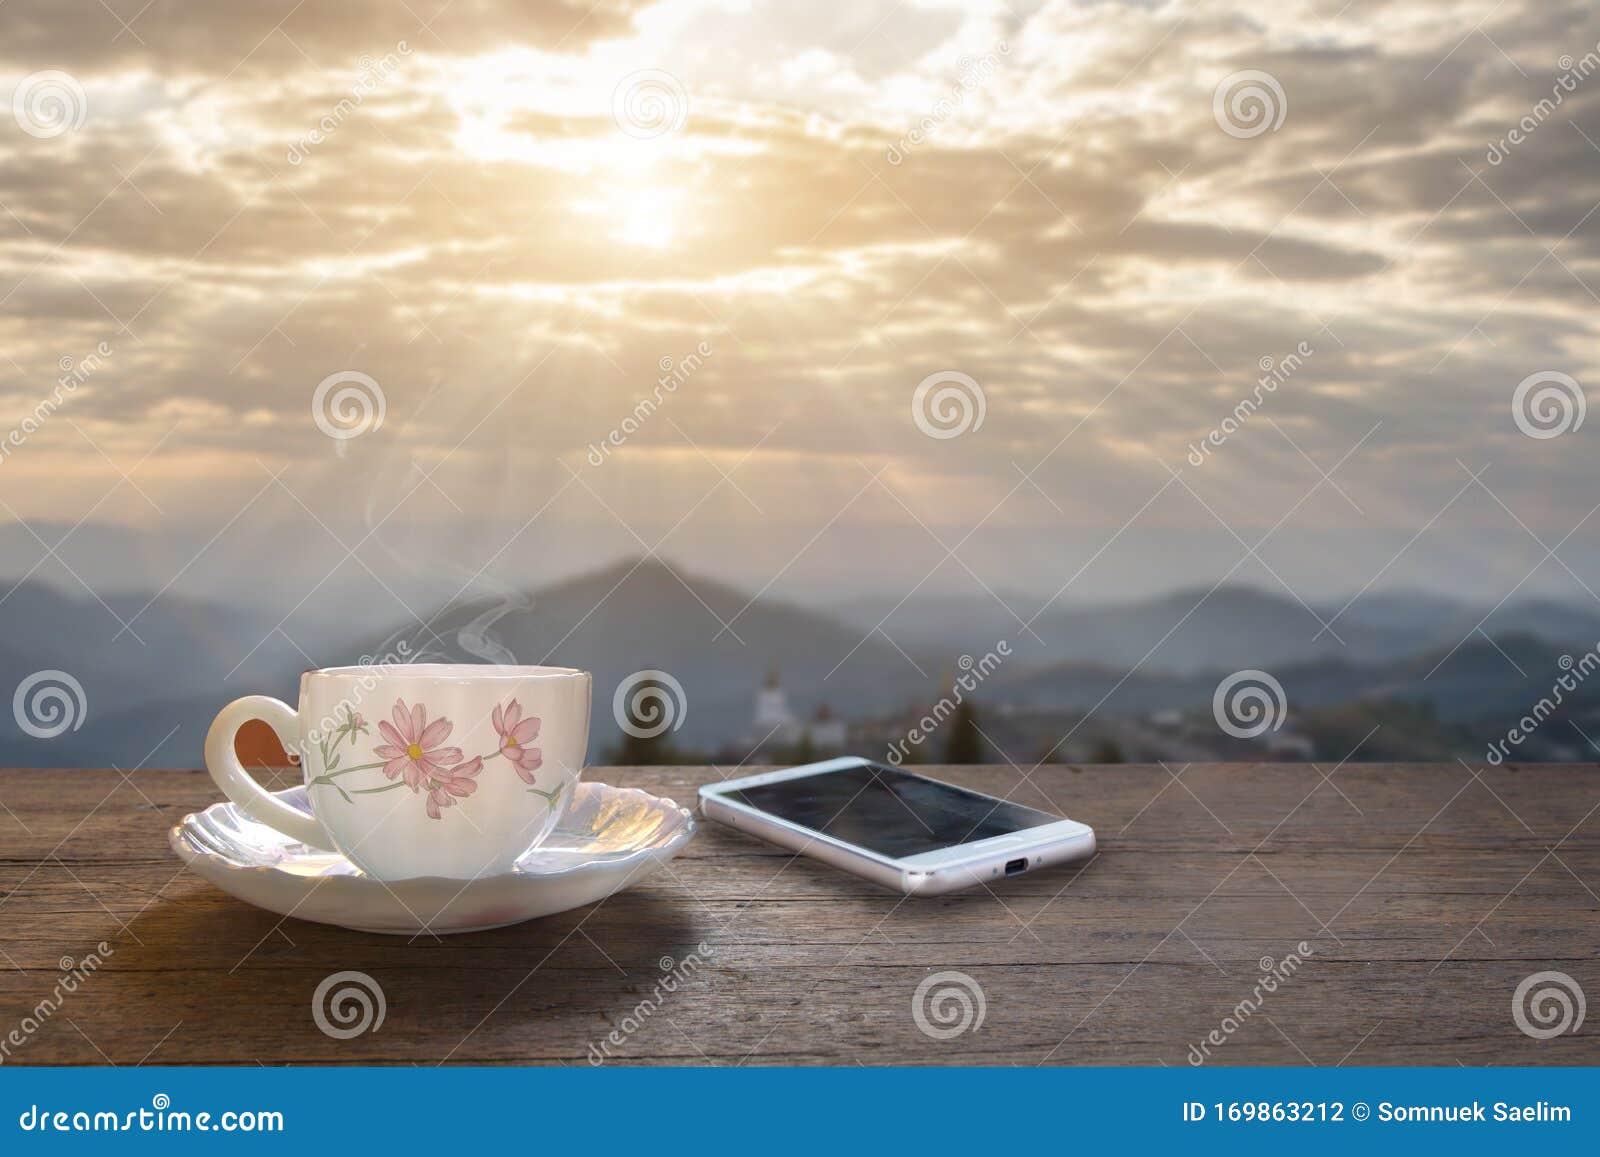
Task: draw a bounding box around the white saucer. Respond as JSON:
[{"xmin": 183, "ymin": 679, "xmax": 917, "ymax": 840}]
[{"xmin": 170, "ymin": 781, "xmax": 695, "ymax": 935}]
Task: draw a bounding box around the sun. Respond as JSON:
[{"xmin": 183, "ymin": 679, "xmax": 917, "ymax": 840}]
[
  {"xmin": 573, "ymin": 185, "xmax": 682, "ymax": 250},
  {"xmin": 611, "ymin": 187, "xmax": 680, "ymax": 249}
]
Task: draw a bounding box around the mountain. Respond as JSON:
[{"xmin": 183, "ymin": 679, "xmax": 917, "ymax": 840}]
[
  {"xmin": 833, "ymin": 592, "xmax": 1037, "ymax": 656},
  {"xmin": 1328, "ymin": 588, "xmax": 1475, "ymax": 635},
  {"xmin": 1477, "ymin": 599, "xmax": 1600, "ymax": 646},
  {"xmin": 0, "ymin": 559, "xmax": 929, "ymax": 768},
  {"xmin": 994, "ymin": 631, "xmax": 1596, "ymax": 760},
  {"xmin": 840, "ymin": 584, "xmax": 1431, "ymax": 673},
  {"xmin": 363, "ymin": 557, "xmax": 935, "ymax": 754},
  {"xmin": 1029, "ymin": 585, "xmax": 1427, "ymax": 673},
  {"xmin": 837, "ymin": 583, "xmax": 1600, "ymax": 677},
  {"xmin": 4, "ymin": 555, "xmax": 1598, "ymax": 770},
  {"xmin": 0, "ymin": 582, "xmax": 368, "ymax": 768}
]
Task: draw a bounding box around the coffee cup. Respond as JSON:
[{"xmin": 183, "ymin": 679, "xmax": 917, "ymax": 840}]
[{"xmin": 204, "ymin": 664, "xmax": 591, "ymax": 880}]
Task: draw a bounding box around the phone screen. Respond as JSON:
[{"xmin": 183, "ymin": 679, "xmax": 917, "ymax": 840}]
[{"xmin": 727, "ymin": 763, "xmax": 1061, "ymax": 859}]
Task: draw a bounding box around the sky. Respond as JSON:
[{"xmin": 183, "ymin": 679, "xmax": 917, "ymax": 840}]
[{"xmin": 2, "ymin": 0, "xmax": 1600, "ymax": 620}]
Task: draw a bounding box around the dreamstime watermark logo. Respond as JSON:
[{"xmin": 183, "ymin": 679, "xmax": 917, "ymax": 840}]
[
  {"xmin": 912, "ymin": 370, "xmax": 986, "ymax": 439},
  {"xmin": 13, "ymin": 670, "xmax": 87, "ymax": 739},
  {"xmin": 887, "ymin": 642, "xmax": 1010, "ymax": 765},
  {"xmin": 1486, "ymin": 645, "xmax": 1600, "ymax": 765},
  {"xmin": 887, "ymin": 41, "xmax": 1010, "ymax": 164},
  {"xmin": 588, "ymin": 341, "xmax": 713, "ymax": 466},
  {"xmin": 288, "ymin": 42, "xmax": 411, "ymax": 164},
  {"xmin": 613, "ymin": 669, "xmax": 688, "ymax": 739},
  {"xmin": 0, "ymin": 340, "xmax": 111, "ymax": 467},
  {"xmin": 302, "ymin": 639, "xmax": 415, "ymax": 752},
  {"xmin": 912, "ymin": 971, "xmax": 986, "ymax": 1040},
  {"xmin": 1212, "ymin": 669, "xmax": 1286, "ymax": 739},
  {"xmin": 1187, "ymin": 341, "xmax": 1313, "ymax": 465},
  {"xmin": 1212, "ymin": 70, "xmax": 1287, "ymax": 139},
  {"xmin": 1487, "ymin": 41, "xmax": 1600, "ymax": 165},
  {"xmin": 312, "ymin": 370, "xmax": 386, "ymax": 441},
  {"xmin": 311, "ymin": 971, "xmax": 386, "ymax": 1039},
  {"xmin": 12, "ymin": 71, "xmax": 87, "ymax": 139},
  {"xmin": 587, "ymin": 944, "xmax": 714, "ymax": 1064},
  {"xmin": 1187, "ymin": 943, "xmax": 1314, "ymax": 1064},
  {"xmin": 1512, "ymin": 370, "xmax": 1585, "ymax": 439},
  {"xmin": 1512, "ymin": 971, "xmax": 1585, "ymax": 1040},
  {"xmin": 17, "ymin": 1094, "xmax": 284, "ymax": 1133},
  {"xmin": 612, "ymin": 70, "xmax": 687, "ymax": 139},
  {"xmin": 0, "ymin": 942, "xmax": 113, "ymax": 1064}
]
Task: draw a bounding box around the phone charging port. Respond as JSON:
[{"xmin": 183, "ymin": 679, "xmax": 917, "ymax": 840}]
[{"xmin": 1004, "ymin": 857, "xmax": 1028, "ymax": 876}]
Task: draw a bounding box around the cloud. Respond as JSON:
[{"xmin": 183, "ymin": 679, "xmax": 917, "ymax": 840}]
[
  {"xmin": 0, "ymin": 0, "xmax": 1597, "ymax": 608},
  {"xmin": 0, "ymin": 0, "xmax": 643, "ymax": 75}
]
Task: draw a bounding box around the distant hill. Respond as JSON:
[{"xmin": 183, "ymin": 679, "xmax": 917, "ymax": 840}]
[
  {"xmin": 0, "ymin": 582, "xmax": 368, "ymax": 768},
  {"xmin": 0, "ymin": 559, "xmax": 927, "ymax": 768},
  {"xmin": 1326, "ymin": 589, "xmax": 1470, "ymax": 633},
  {"xmin": 844, "ymin": 583, "xmax": 1404, "ymax": 671},
  {"xmin": 363, "ymin": 557, "xmax": 935, "ymax": 755},
  {"xmin": 837, "ymin": 583, "xmax": 1600, "ymax": 676},
  {"xmin": 3, "ymin": 556, "xmax": 1599, "ymax": 768},
  {"xmin": 993, "ymin": 631, "xmax": 1599, "ymax": 760}
]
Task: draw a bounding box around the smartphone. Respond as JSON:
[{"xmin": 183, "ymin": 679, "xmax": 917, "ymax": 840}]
[{"xmin": 698, "ymin": 757, "xmax": 1096, "ymax": 895}]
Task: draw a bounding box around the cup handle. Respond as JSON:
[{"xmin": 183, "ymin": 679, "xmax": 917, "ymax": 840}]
[{"xmin": 204, "ymin": 695, "xmax": 334, "ymax": 850}]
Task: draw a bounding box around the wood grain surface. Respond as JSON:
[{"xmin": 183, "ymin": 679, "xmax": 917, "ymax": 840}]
[{"xmin": 0, "ymin": 762, "xmax": 1596, "ymax": 1066}]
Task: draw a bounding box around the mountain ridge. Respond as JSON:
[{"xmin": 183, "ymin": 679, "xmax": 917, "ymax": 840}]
[{"xmin": 1, "ymin": 554, "xmax": 1597, "ymax": 767}]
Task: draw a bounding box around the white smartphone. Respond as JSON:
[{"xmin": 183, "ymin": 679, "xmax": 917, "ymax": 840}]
[{"xmin": 698, "ymin": 757, "xmax": 1096, "ymax": 896}]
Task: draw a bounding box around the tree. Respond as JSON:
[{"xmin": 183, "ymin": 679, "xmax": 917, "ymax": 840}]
[
  {"xmin": 1089, "ymin": 738, "xmax": 1125, "ymax": 764},
  {"xmin": 607, "ymin": 673, "xmax": 690, "ymax": 765},
  {"xmin": 789, "ymin": 732, "xmax": 817, "ymax": 764},
  {"xmin": 943, "ymin": 701, "xmax": 984, "ymax": 764},
  {"xmin": 610, "ymin": 726, "xmax": 677, "ymax": 766}
]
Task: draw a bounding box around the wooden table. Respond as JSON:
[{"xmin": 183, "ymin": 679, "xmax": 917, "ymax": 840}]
[{"xmin": 0, "ymin": 763, "xmax": 1596, "ymax": 1065}]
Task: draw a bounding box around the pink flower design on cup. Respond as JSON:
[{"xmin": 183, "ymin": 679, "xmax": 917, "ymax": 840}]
[
  {"xmin": 491, "ymin": 698, "xmax": 543, "ymax": 783},
  {"xmin": 373, "ymin": 699, "xmax": 465, "ymax": 792},
  {"xmin": 311, "ymin": 695, "xmax": 562, "ymax": 822},
  {"xmin": 424, "ymin": 755, "xmax": 483, "ymax": 820}
]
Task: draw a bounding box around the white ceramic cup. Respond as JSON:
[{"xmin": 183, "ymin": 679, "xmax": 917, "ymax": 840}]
[{"xmin": 204, "ymin": 664, "xmax": 592, "ymax": 880}]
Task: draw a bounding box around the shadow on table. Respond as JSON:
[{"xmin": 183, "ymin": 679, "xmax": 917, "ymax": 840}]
[{"xmin": 109, "ymin": 880, "xmax": 705, "ymax": 1063}]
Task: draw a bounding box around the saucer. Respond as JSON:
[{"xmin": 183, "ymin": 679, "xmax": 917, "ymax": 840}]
[{"xmin": 170, "ymin": 781, "xmax": 695, "ymax": 935}]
